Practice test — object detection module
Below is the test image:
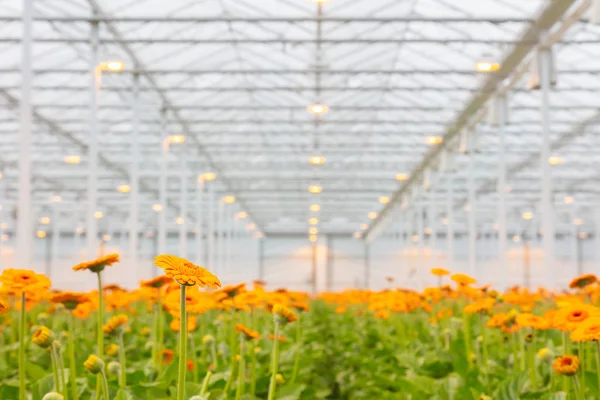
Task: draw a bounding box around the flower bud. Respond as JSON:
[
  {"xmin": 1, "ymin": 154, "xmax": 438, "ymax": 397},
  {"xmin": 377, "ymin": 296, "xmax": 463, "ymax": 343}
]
[
  {"xmin": 42, "ymin": 393, "xmax": 64, "ymax": 400},
  {"xmin": 276, "ymin": 374, "xmax": 285, "ymax": 384},
  {"xmin": 83, "ymin": 354, "xmax": 105, "ymax": 374},
  {"xmin": 140, "ymin": 327, "xmax": 150, "ymax": 336},
  {"xmin": 106, "ymin": 344, "xmax": 119, "ymax": 357},
  {"xmin": 107, "ymin": 361, "xmax": 121, "ymax": 376},
  {"xmin": 202, "ymin": 334, "xmax": 215, "ymax": 344},
  {"xmin": 537, "ymin": 348, "xmax": 554, "ymax": 363},
  {"xmin": 32, "ymin": 326, "xmax": 54, "ymax": 349}
]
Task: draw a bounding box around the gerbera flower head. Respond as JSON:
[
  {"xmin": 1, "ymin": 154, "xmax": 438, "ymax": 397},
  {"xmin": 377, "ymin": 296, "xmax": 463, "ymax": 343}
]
[
  {"xmin": 516, "ymin": 313, "xmax": 551, "ymax": 330},
  {"xmin": 154, "ymin": 254, "xmax": 221, "ymax": 288},
  {"xmin": 272, "ymin": 303, "xmax": 298, "ymax": 325},
  {"xmin": 431, "ymin": 268, "xmax": 450, "ymax": 277},
  {"xmin": 463, "ymin": 298, "xmax": 495, "ymax": 314},
  {"xmin": 217, "ymin": 283, "xmax": 246, "ymax": 298},
  {"xmin": 72, "ymin": 302, "xmax": 93, "ymax": 319},
  {"xmin": 73, "ymin": 254, "xmax": 119, "ymax": 273},
  {"xmin": 0, "ymin": 299, "xmax": 10, "ymax": 315},
  {"xmin": 32, "ymin": 326, "xmax": 54, "ymax": 349},
  {"xmin": 162, "ymin": 349, "xmax": 174, "ymax": 364},
  {"xmin": 235, "ymin": 323, "xmax": 260, "ymax": 341},
  {"xmin": 102, "ymin": 314, "xmax": 128, "ymax": 335},
  {"xmin": 83, "ymin": 354, "xmax": 105, "ymax": 374},
  {"xmin": 569, "ymin": 274, "xmax": 598, "ymax": 289},
  {"xmin": 552, "ymin": 355, "xmax": 580, "ymax": 376},
  {"xmin": 49, "ymin": 291, "xmax": 89, "ymax": 310},
  {"xmin": 268, "ymin": 334, "xmax": 287, "ymax": 342},
  {"xmin": 140, "ymin": 276, "xmax": 172, "ymax": 289},
  {"xmin": 570, "ymin": 317, "xmax": 600, "ymax": 342},
  {"xmin": 553, "ymin": 304, "xmax": 600, "ymax": 332},
  {"xmin": 451, "ymin": 273, "xmax": 476, "ymax": 286},
  {"xmin": 0, "ymin": 268, "xmax": 51, "ymax": 295}
]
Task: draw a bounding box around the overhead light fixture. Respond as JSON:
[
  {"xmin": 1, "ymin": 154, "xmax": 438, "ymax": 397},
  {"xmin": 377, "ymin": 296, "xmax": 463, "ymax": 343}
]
[
  {"xmin": 564, "ymin": 196, "xmax": 575, "ymax": 204},
  {"xmin": 396, "ymin": 173, "xmax": 408, "ymax": 181},
  {"xmin": 100, "ymin": 60, "xmax": 126, "ymax": 72},
  {"xmin": 0, "ymin": 172, "xmax": 3, "ymax": 180},
  {"xmin": 117, "ymin": 184, "xmax": 131, "ymax": 193},
  {"xmin": 353, "ymin": 232, "xmax": 362, "ymax": 239},
  {"xmin": 512, "ymin": 235, "xmax": 521, "ymax": 242},
  {"xmin": 247, "ymin": 223, "xmax": 256, "ymax": 231},
  {"xmin": 309, "ymin": 235, "xmax": 318, "ymax": 243},
  {"xmin": 309, "ymin": 217, "xmax": 319, "ymax": 225},
  {"xmin": 103, "ymin": 234, "xmax": 111, "ymax": 241},
  {"xmin": 522, "ymin": 211, "xmax": 534, "ymax": 220},
  {"xmin": 424, "ymin": 227, "xmax": 432, "ymax": 235},
  {"xmin": 176, "ymin": 217, "xmax": 184, "ymax": 225},
  {"xmin": 168, "ymin": 135, "xmax": 186, "ymax": 144},
  {"xmin": 360, "ymin": 223, "xmax": 368, "ymax": 230},
  {"xmin": 51, "ymin": 195, "xmax": 62, "ymax": 203},
  {"xmin": 309, "ymin": 155, "xmax": 325, "ymax": 165},
  {"xmin": 309, "ymin": 227, "xmax": 318, "ymax": 234},
  {"xmin": 75, "ymin": 227, "xmax": 84, "ymax": 235},
  {"xmin": 236, "ymin": 211, "xmax": 248, "ymax": 219},
  {"xmin": 411, "ymin": 235, "xmax": 419, "ymax": 242},
  {"xmin": 379, "ymin": 196, "xmax": 390, "ymax": 204},
  {"xmin": 39, "ymin": 217, "xmax": 51, "ymax": 225},
  {"xmin": 64, "ymin": 155, "xmax": 81, "ymax": 164},
  {"xmin": 223, "ymin": 196, "xmax": 236, "ymax": 204},
  {"xmin": 442, "ymin": 218, "xmax": 449, "ymax": 225},
  {"xmin": 579, "ymin": 232, "xmax": 588, "ymax": 239},
  {"xmin": 573, "ymin": 218, "xmax": 583, "ymax": 226},
  {"xmin": 36, "ymin": 230, "xmax": 47, "ymax": 239},
  {"xmin": 1, "ymin": 223, "xmax": 8, "ymax": 230},
  {"xmin": 307, "ymin": 103, "xmax": 329, "ymax": 115},
  {"xmin": 426, "ymin": 136, "xmax": 443, "ymax": 145},
  {"xmin": 475, "ymin": 61, "xmax": 501, "ymax": 73},
  {"xmin": 548, "ymin": 156, "xmax": 565, "ymax": 165},
  {"xmin": 254, "ymin": 232, "xmax": 264, "ymax": 239},
  {"xmin": 94, "ymin": 211, "xmax": 104, "ymax": 219},
  {"xmin": 201, "ymin": 172, "xmax": 216, "ymax": 181},
  {"xmin": 310, "ymin": 204, "xmax": 320, "ymax": 212},
  {"xmin": 309, "ymin": 185, "xmax": 322, "ymax": 194},
  {"xmin": 152, "ymin": 204, "xmax": 163, "ymax": 212},
  {"xmin": 368, "ymin": 212, "xmax": 377, "ymax": 219}
]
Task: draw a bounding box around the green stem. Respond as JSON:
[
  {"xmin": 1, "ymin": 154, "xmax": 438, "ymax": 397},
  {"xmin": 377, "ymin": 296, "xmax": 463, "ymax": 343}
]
[
  {"xmin": 579, "ymin": 341, "xmax": 586, "ymax": 396},
  {"xmin": 51, "ymin": 343, "xmax": 60, "ymax": 394},
  {"xmin": 573, "ymin": 374, "xmax": 581, "ymax": 400},
  {"xmin": 267, "ymin": 322, "xmax": 280, "ymax": 400},
  {"xmin": 177, "ymin": 285, "xmax": 187, "ymax": 400},
  {"xmin": 156, "ymin": 289, "xmax": 164, "ymax": 373},
  {"xmin": 118, "ymin": 331, "xmax": 127, "ymax": 387},
  {"xmin": 18, "ymin": 292, "xmax": 26, "ymax": 400},
  {"xmin": 519, "ymin": 330, "xmax": 526, "ymax": 371},
  {"xmin": 68, "ymin": 313, "xmax": 78, "ymax": 400},
  {"xmin": 57, "ymin": 344, "xmax": 67, "ymax": 397},
  {"xmin": 479, "ymin": 314, "xmax": 488, "ymax": 385},
  {"xmin": 189, "ymin": 334, "xmax": 198, "ymax": 383},
  {"xmin": 200, "ymin": 371, "xmax": 212, "ymax": 395},
  {"xmin": 235, "ymin": 337, "xmax": 245, "ymax": 400},
  {"xmin": 528, "ymin": 342, "xmax": 537, "ymax": 388},
  {"xmin": 96, "ymin": 272, "xmax": 105, "ymax": 400},
  {"xmin": 100, "ymin": 370, "xmax": 110, "ymax": 400},
  {"xmin": 595, "ymin": 341, "xmax": 600, "ymax": 400},
  {"xmin": 462, "ymin": 312, "xmax": 472, "ymax": 366},
  {"xmin": 211, "ymin": 342, "xmax": 218, "ymax": 369},
  {"xmin": 152, "ymin": 302, "xmax": 159, "ymax": 368},
  {"xmin": 291, "ymin": 317, "xmax": 302, "ymax": 383},
  {"xmin": 250, "ymin": 341, "xmax": 257, "ymax": 396}
]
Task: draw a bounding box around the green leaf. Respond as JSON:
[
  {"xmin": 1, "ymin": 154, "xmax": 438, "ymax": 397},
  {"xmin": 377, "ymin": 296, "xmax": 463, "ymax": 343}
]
[
  {"xmin": 276, "ymin": 383, "xmax": 306, "ymax": 400},
  {"xmin": 114, "ymin": 388, "xmax": 136, "ymax": 400}
]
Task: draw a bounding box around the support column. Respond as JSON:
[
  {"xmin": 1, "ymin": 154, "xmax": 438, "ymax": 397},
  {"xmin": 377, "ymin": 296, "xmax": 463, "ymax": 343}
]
[
  {"xmin": 416, "ymin": 200, "xmax": 424, "ymax": 288},
  {"xmin": 596, "ymin": 209, "xmax": 600, "ymax": 271},
  {"xmin": 158, "ymin": 113, "xmax": 168, "ymax": 256},
  {"xmin": 326, "ymin": 235, "xmax": 333, "ymax": 291},
  {"xmin": 539, "ymin": 46, "xmax": 555, "ymax": 288},
  {"xmin": 258, "ymin": 237, "xmax": 265, "ymax": 281},
  {"xmin": 129, "ymin": 73, "xmax": 140, "ymax": 269},
  {"xmin": 429, "ymin": 196, "xmax": 437, "ymax": 268},
  {"xmin": 571, "ymin": 212, "xmax": 580, "ymax": 276},
  {"xmin": 196, "ymin": 178, "xmax": 205, "ymax": 265},
  {"xmin": 207, "ymin": 183, "xmax": 215, "ymax": 270},
  {"xmin": 216, "ymin": 199, "xmax": 224, "ymax": 274},
  {"xmin": 16, "ymin": 0, "xmax": 34, "ymax": 269},
  {"xmin": 495, "ymin": 95, "xmax": 508, "ymax": 286},
  {"xmin": 50, "ymin": 206, "xmax": 59, "ymax": 279},
  {"xmin": 446, "ymin": 174, "xmax": 454, "ymax": 268},
  {"xmin": 311, "ymin": 242, "xmax": 317, "ymax": 294},
  {"xmin": 226, "ymin": 213, "xmax": 234, "ymax": 273},
  {"xmin": 364, "ymin": 242, "xmax": 370, "ymax": 289},
  {"xmin": 179, "ymin": 155, "xmax": 188, "ymax": 258},
  {"xmin": 467, "ymin": 143, "xmax": 477, "ymax": 278},
  {"xmin": 86, "ymin": 21, "xmax": 100, "ymax": 259}
]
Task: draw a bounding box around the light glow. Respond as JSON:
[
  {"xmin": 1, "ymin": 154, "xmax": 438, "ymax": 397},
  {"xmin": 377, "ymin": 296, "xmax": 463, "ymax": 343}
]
[
  {"xmin": 117, "ymin": 185, "xmax": 131, "ymax": 193},
  {"xmin": 101, "ymin": 61, "xmax": 125, "ymax": 72},
  {"xmin": 223, "ymin": 195, "xmax": 236, "ymax": 204},
  {"xmin": 36, "ymin": 230, "xmax": 47, "ymax": 239},
  {"xmin": 39, "ymin": 217, "xmax": 51, "ymax": 225},
  {"xmin": 51, "ymin": 195, "xmax": 62, "ymax": 203},
  {"xmin": 396, "ymin": 173, "xmax": 408, "ymax": 181},
  {"xmin": 103, "ymin": 234, "xmax": 111, "ymax": 242},
  {"xmin": 354, "ymin": 232, "xmax": 362, "ymax": 239},
  {"xmin": 548, "ymin": 156, "xmax": 565, "ymax": 165},
  {"xmin": 522, "ymin": 211, "xmax": 533, "ymax": 220},
  {"xmin": 307, "ymin": 103, "xmax": 329, "ymax": 115},
  {"xmin": 426, "ymin": 136, "xmax": 443, "ymax": 145},
  {"xmin": 176, "ymin": 217, "xmax": 184, "ymax": 225},
  {"xmin": 152, "ymin": 204, "xmax": 163, "ymax": 212},
  {"xmin": 574, "ymin": 218, "xmax": 583, "ymax": 226},
  {"xmin": 236, "ymin": 212, "xmax": 248, "ymax": 219},
  {"xmin": 360, "ymin": 223, "xmax": 368, "ymax": 230},
  {"xmin": 309, "ymin": 217, "xmax": 319, "ymax": 225},
  {"xmin": 64, "ymin": 155, "xmax": 81, "ymax": 164},
  {"xmin": 247, "ymin": 223, "xmax": 256, "ymax": 231},
  {"xmin": 564, "ymin": 196, "xmax": 575, "ymax": 204},
  {"xmin": 368, "ymin": 212, "xmax": 377, "ymax": 219},
  {"xmin": 309, "ymin": 235, "xmax": 318, "ymax": 243},
  {"xmin": 512, "ymin": 235, "xmax": 521, "ymax": 242},
  {"xmin": 310, "ymin": 204, "xmax": 320, "ymax": 212},
  {"xmin": 168, "ymin": 135, "xmax": 186, "ymax": 144},
  {"xmin": 94, "ymin": 211, "xmax": 104, "ymax": 219},
  {"xmin": 309, "ymin": 185, "xmax": 322, "ymax": 194},
  {"xmin": 475, "ymin": 61, "xmax": 501, "ymax": 72},
  {"xmin": 309, "ymin": 227, "xmax": 318, "ymax": 235},
  {"xmin": 201, "ymin": 172, "xmax": 216, "ymax": 181},
  {"xmin": 379, "ymin": 196, "xmax": 390, "ymax": 204},
  {"xmin": 309, "ymin": 155, "xmax": 325, "ymax": 165}
]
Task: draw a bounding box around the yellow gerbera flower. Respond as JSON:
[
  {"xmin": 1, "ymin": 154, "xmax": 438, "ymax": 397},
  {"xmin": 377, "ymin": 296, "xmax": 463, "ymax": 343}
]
[
  {"xmin": 102, "ymin": 314, "xmax": 128, "ymax": 335},
  {"xmin": 451, "ymin": 273, "xmax": 476, "ymax": 286},
  {"xmin": 553, "ymin": 304, "xmax": 600, "ymax": 332},
  {"xmin": 73, "ymin": 254, "xmax": 120, "ymax": 273},
  {"xmin": 431, "ymin": 268, "xmax": 450, "ymax": 277},
  {"xmin": 154, "ymin": 254, "xmax": 221, "ymax": 288},
  {"xmin": 0, "ymin": 269, "xmax": 51, "ymax": 295},
  {"xmin": 272, "ymin": 304, "xmax": 298, "ymax": 325}
]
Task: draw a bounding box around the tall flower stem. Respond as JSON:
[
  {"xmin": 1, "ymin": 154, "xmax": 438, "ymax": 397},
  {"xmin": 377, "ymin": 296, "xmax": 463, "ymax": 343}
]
[
  {"xmin": 118, "ymin": 331, "xmax": 127, "ymax": 387},
  {"xmin": 18, "ymin": 292, "xmax": 26, "ymax": 400},
  {"xmin": 50, "ymin": 343, "xmax": 60, "ymax": 393},
  {"xmin": 267, "ymin": 322, "xmax": 280, "ymax": 400},
  {"xmin": 235, "ymin": 337, "xmax": 245, "ymax": 400},
  {"xmin": 462, "ymin": 312, "xmax": 472, "ymax": 366},
  {"xmin": 527, "ymin": 342, "xmax": 537, "ymax": 388},
  {"xmin": 100, "ymin": 370, "xmax": 110, "ymax": 400},
  {"xmin": 579, "ymin": 342, "xmax": 585, "ymax": 396},
  {"xmin": 249, "ymin": 340, "xmax": 257, "ymax": 397},
  {"xmin": 291, "ymin": 317, "xmax": 302, "ymax": 383},
  {"xmin": 595, "ymin": 341, "xmax": 600, "ymax": 399},
  {"xmin": 200, "ymin": 371, "xmax": 212, "ymax": 395},
  {"xmin": 68, "ymin": 312, "xmax": 79, "ymax": 400},
  {"xmin": 189, "ymin": 335, "xmax": 198, "ymax": 383},
  {"xmin": 479, "ymin": 314, "xmax": 488, "ymax": 385},
  {"xmin": 56, "ymin": 344, "xmax": 67, "ymax": 396},
  {"xmin": 157, "ymin": 289, "xmax": 164, "ymax": 373},
  {"xmin": 96, "ymin": 272, "xmax": 105, "ymax": 400},
  {"xmin": 177, "ymin": 285, "xmax": 187, "ymax": 400}
]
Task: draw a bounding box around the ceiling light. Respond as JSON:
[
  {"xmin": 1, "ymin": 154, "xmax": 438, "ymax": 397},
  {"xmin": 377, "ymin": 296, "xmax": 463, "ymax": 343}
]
[
  {"xmin": 309, "ymin": 217, "xmax": 319, "ymax": 225},
  {"xmin": 309, "ymin": 235, "xmax": 318, "ymax": 242},
  {"xmin": 64, "ymin": 155, "xmax": 81, "ymax": 164},
  {"xmin": 254, "ymin": 232, "xmax": 264, "ymax": 239},
  {"xmin": 0, "ymin": 234, "xmax": 7, "ymax": 241},
  {"xmin": 307, "ymin": 104, "xmax": 329, "ymax": 115},
  {"xmin": 309, "ymin": 155, "xmax": 325, "ymax": 165},
  {"xmin": 94, "ymin": 211, "xmax": 104, "ymax": 219},
  {"xmin": 1, "ymin": 223, "xmax": 8, "ymax": 230},
  {"xmin": 411, "ymin": 235, "xmax": 419, "ymax": 242},
  {"xmin": 39, "ymin": 217, "xmax": 51, "ymax": 225},
  {"xmin": 309, "ymin": 185, "xmax": 322, "ymax": 194},
  {"xmin": 353, "ymin": 232, "xmax": 362, "ymax": 239},
  {"xmin": 579, "ymin": 232, "xmax": 588, "ymax": 239},
  {"xmin": 176, "ymin": 217, "xmax": 184, "ymax": 225},
  {"xmin": 426, "ymin": 136, "xmax": 443, "ymax": 145},
  {"xmin": 309, "ymin": 227, "xmax": 318, "ymax": 235},
  {"xmin": 396, "ymin": 173, "xmax": 409, "ymax": 181},
  {"xmin": 117, "ymin": 184, "xmax": 131, "ymax": 193},
  {"xmin": 103, "ymin": 234, "xmax": 111, "ymax": 241},
  {"xmin": 564, "ymin": 196, "xmax": 575, "ymax": 204},
  {"xmin": 168, "ymin": 135, "xmax": 186, "ymax": 144},
  {"xmin": 0, "ymin": 172, "xmax": 3, "ymax": 180},
  {"xmin": 573, "ymin": 218, "xmax": 583, "ymax": 226},
  {"xmin": 442, "ymin": 218, "xmax": 449, "ymax": 225},
  {"xmin": 475, "ymin": 61, "xmax": 501, "ymax": 73},
  {"xmin": 247, "ymin": 223, "xmax": 256, "ymax": 231},
  {"xmin": 201, "ymin": 172, "xmax": 216, "ymax": 181},
  {"xmin": 223, "ymin": 196, "xmax": 236, "ymax": 204},
  {"xmin": 522, "ymin": 211, "xmax": 533, "ymax": 220},
  {"xmin": 152, "ymin": 204, "xmax": 163, "ymax": 212},
  {"xmin": 310, "ymin": 204, "xmax": 320, "ymax": 212},
  {"xmin": 236, "ymin": 211, "xmax": 248, "ymax": 219},
  {"xmin": 360, "ymin": 224, "xmax": 368, "ymax": 230},
  {"xmin": 548, "ymin": 156, "xmax": 565, "ymax": 165},
  {"xmin": 368, "ymin": 212, "xmax": 377, "ymax": 219},
  {"xmin": 51, "ymin": 195, "xmax": 62, "ymax": 203},
  {"xmin": 36, "ymin": 230, "xmax": 47, "ymax": 239},
  {"xmin": 75, "ymin": 227, "xmax": 84, "ymax": 235},
  {"xmin": 101, "ymin": 61, "xmax": 125, "ymax": 72},
  {"xmin": 512, "ymin": 235, "xmax": 521, "ymax": 242},
  {"xmin": 424, "ymin": 227, "xmax": 432, "ymax": 235},
  {"xmin": 379, "ymin": 196, "xmax": 390, "ymax": 204}
]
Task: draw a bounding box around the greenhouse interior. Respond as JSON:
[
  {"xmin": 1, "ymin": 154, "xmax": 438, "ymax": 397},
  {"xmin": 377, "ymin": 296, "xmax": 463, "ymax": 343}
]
[{"xmin": 2, "ymin": 0, "xmax": 600, "ymax": 399}]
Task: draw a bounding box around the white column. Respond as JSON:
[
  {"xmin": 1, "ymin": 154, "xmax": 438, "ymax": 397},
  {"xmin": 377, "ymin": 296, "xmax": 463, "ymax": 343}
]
[
  {"xmin": 86, "ymin": 21, "xmax": 100, "ymax": 260},
  {"xmin": 129, "ymin": 73, "xmax": 140, "ymax": 268},
  {"xmin": 216, "ymin": 200, "xmax": 224, "ymax": 274},
  {"xmin": 571, "ymin": 211, "xmax": 579, "ymax": 277},
  {"xmin": 16, "ymin": 0, "xmax": 34, "ymax": 268},
  {"xmin": 179, "ymin": 154, "xmax": 188, "ymax": 258},
  {"xmin": 446, "ymin": 174, "xmax": 454, "ymax": 269},
  {"xmin": 207, "ymin": 183, "xmax": 215, "ymax": 270},
  {"xmin": 225, "ymin": 209, "xmax": 233, "ymax": 273},
  {"xmin": 416, "ymin": 200, "xmax": 424, "ymax": 288},
  {"xmin": 429, "ymin": 195, "xmax": 437, "ymax": 268},
  {"xmin": 467, "ymin": 144, "xmax": 477, "ymax": 278},
  {"xmin": 158, "ymin": 129, "xmax": 168, "ymax": 255},
  {"xmin": 195, "ymin": 178, "xmax": 205, "ymax": 265},
  {"xmin": 50, "ymin": 206, "xmax": 59, "ymax": 279},
  {"xmin": 496, "ymin": 95, "xmax": 508, "ymax": 287},
  {"xmin": 539, "ymin": 46, "xmax": 555, "ymax": 287},
  {"xmin": 595, "ymin": 209, "xmax": 600, "ymax": 269}
]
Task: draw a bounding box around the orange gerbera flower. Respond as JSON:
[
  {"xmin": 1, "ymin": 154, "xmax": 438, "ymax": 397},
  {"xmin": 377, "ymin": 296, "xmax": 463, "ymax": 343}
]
[
  {"xmin": 186, "ymin": 360, "xmax": 194, "ymax": 371},
  {"xmin": 486, "ymin": 313, "xmax": 509, "ymax": 328},
  {"xmin": 0, "ymin": 299, "xmax": 9, "ymax": 314},
  {"xmin": 103, "ymin": 314, "xmax": 128, "ymax": 335},
  {"xmin": 569, "ymin": 274, "xmax": 598, "ymax": 289},
  {"xmin": 268, "ymin": 334, "xmax": 287, "ymax": 342},
  {"xmin": 49, "ymin": 291, "xmax": 89, "ymax": 310},
  {"xmin": 73, "ymin": 254, "xmax": 120, "ymax": 273},
  {"xmin": 451, "ymin": 273, "xmax": 476, "ymax": 286},
  {"xmin": 553, "ymin": 355, "xmax": 580, "ymax": 376},
  {"xmin": 72, "ymin": 302, "xmax": 93, "ymax": 319},
  {"xmin": 553, "ymin": 304, "xmax": 600, "ymax": 332},
  {"xmin": 431, "ymin": 268, "xmax": 450, "ymax": 277},
  {"xmin": 217, "ymin": 283, "xmax": 246, "ymax": 298},
  {"xmin": 170, "ymin": 316, "xmax": 198, "ymax": 332},
  {"xmin": 140, "ymin": 276, "xmax": 172, "ymax": 289},
  {"xmin": 162, "ymin": 349, "xmax": 174, "ymax": 364},
  {"xmin": 516, "ymin": 313, "xmax": 551, "ymax": 330},
  {"xmin": 463, "ymin": 298, "xmax": 495, "ymax": 314},
  {"xmin": 570, "ymin": 318, "xmax": 600, "ymax": 342},
  {"xmin": 154, "ymin": 254, "xmax": 221, "ymax": 288},
  {"xmin": 374, "ymin": 309, "xmax": 390, "ymax": 320},
  {"xmin": 0, "ymin": 269, "xmax": 51, "ymax": 296},
  {"xmin": 235, "ymin": 323, "xmax": 260, "ymax": 340}
]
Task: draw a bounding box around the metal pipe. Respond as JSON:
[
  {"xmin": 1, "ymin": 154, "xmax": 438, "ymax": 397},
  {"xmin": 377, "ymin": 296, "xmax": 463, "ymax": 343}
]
[
  {"xmin": 258, "ymin": 237, "xmax": 265, "ymax": 281},
  {"xmin": 417, "ymin": 201, "xmax": 424, "ymax": 288},
  {"xmin": 364, "ymin": 242, "xmax": 370, "ymax": 289},
  {"xmin": 85, "ymin": 21, "xmax": 100, "ymax": 260},
  {"xmin": 312, "ymin": 242, "xmax": 318, "ymax": 295},
  {"xmin": 16, "ymin": 0, "xmax": 34, "ymax": 269},
  {"xmin": 216, "ymin": 200, "xmax": 224, "ymax": 274},
  {"xmin": 129, "ymin": 73, "xmax": 140, "ymax": 269},
  {"xmin": 429, "ymin": 197, "xmax": 437, "ymax": 268}
]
